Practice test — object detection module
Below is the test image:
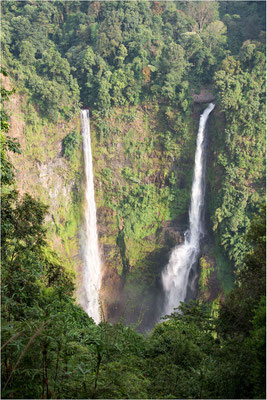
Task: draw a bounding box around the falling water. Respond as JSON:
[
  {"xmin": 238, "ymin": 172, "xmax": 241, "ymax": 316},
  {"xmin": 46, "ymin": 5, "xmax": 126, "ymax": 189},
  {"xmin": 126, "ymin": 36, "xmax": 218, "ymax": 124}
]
[
  {"xmin": 162, "ymin": 103, "xmax": 215, "ymax": 316},
  {"xmin": 80, "ymin": 110, "xmax": 102, "ymax": 324}
]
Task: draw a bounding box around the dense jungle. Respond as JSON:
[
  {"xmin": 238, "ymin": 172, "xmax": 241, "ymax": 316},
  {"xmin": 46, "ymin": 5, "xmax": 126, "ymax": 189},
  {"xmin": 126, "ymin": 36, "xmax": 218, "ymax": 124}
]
[{"xmin": 1, "ymin": 1, "xmax": 266, "ymax": 399}]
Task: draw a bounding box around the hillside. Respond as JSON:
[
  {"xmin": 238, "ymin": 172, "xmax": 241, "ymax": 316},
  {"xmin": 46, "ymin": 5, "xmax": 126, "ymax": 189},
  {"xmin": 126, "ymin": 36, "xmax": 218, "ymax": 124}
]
[
  {"xmin": 1, "ymin": 2, "xmax": 266, "ymax": 398},
  {"xmin": 2, "ymin": 0, "xmax": 265, "ymax": 324}
]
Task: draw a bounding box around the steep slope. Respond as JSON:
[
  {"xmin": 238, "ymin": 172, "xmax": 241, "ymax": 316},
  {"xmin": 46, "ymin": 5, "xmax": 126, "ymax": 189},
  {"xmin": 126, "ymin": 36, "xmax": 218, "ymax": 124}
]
[
  {"xmin": 2, "ymin": 1, "xmax": 265, "ymax": 327},
  {"xmin": 90, "ymin": 102, "xmax": 220, "ymax": 329},
  {"xmin": 2, "ymin": 74, "xmax": 83, "ymax": 288}
]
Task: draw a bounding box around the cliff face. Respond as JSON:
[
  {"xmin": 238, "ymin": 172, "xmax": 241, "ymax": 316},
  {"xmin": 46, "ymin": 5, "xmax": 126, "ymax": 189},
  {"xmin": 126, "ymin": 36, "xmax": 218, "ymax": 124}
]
[
  {"xmin": 5, "ymin": 74, "xmax": 225, "ymax": 327},
  {"xmin": 2, "ymin": 0, "xmax": 265, "ymax": 333},
  {"xmin": 3, "ymin": 76, "xmax": 84, "ymax": 287},
  {"xmin": 91, "ymin": 102, "xmax": 230, "ymax": 329},
  {"xmin": 90, "ymin": 104, "xmax": 200, "ymax": 328}
]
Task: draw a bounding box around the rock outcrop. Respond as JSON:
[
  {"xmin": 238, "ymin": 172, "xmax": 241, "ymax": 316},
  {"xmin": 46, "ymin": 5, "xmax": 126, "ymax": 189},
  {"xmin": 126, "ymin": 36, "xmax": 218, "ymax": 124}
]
[{"xmin": 192, "ymin": 88, "xmax": 215, "ymax": 103}]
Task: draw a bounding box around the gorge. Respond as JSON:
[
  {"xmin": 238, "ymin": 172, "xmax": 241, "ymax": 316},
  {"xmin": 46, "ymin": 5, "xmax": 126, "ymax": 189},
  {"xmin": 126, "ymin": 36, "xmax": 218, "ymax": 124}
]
[
  {"xmin": 80, "ymin": 103, "xmax": 216, "ymax": 325},
  {"xmin": 1, "ymin": 1, "xmax": 265, "ymax": 398}
]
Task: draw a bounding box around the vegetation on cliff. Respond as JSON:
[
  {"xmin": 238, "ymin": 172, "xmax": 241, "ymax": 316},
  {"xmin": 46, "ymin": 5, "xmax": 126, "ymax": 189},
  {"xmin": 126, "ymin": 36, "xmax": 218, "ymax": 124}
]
[
  {"xmin": 1, "ymin": 83, "xmax": 266, "ymax": 397},
  {"xmin": 2, "ymin": 1, "xmax": 265, "ymax": 293},
  {"xmin": 1, "ymin": 115, "xmax": 265, "ymax": 397},
  {"xmin": 1, "ymin": 1, "xmax": 266, "ymax": 397}
]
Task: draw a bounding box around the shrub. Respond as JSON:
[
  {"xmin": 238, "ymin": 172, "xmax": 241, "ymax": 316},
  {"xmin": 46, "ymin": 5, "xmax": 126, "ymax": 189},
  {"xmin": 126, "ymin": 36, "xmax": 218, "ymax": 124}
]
[{"xmin": 63, "ymin": 130, "xmax": 81, "ymax": 161}]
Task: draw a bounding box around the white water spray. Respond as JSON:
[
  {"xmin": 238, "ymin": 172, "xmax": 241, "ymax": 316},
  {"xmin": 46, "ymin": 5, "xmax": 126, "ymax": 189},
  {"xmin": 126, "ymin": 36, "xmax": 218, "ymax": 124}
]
[
  {"xmin": 80, "ymin": 110, "xmax": 102, "ymax": 324},
  {"xmin": 162, "ymin": 103, "xmax": 215, "ymax": 315}
]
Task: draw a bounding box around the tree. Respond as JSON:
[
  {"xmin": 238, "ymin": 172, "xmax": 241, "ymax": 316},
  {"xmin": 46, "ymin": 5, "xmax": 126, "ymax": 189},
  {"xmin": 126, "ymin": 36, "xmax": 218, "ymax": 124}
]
[
  {"xmin": 0, "ymin": 68, "xmax": 21, "ymax": 186},
  {"xmin": 19, "ymin": 40, "xmax": 36, "ymax": 65},
  {"xmin": 217, "ymin": 208, "xmax": 266, "ymax": 339},
  {"xmin": 186, "ymin": 0, "xmax": 219, "ymax": 31}
]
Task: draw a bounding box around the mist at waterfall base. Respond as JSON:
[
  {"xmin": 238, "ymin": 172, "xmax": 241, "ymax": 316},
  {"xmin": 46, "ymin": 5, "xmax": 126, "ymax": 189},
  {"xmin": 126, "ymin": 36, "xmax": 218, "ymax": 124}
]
[
  {"xmin": 80, "ymin": 110, "xmax": 102, "ymax": 324},
  {"xmin": 162, "ymin": 103, "xmax": 215, "ymax": 317}
]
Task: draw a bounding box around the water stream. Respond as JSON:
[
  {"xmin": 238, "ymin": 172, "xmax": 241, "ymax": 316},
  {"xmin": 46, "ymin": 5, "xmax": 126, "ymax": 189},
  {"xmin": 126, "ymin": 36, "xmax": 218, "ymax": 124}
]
[
  {"xmin": 80, "ymin": 110, "xmax": 102, "ymax": 324},
  {"xmin": 162, "ymin": 103, "xmax": 215, "ymax": 316}
]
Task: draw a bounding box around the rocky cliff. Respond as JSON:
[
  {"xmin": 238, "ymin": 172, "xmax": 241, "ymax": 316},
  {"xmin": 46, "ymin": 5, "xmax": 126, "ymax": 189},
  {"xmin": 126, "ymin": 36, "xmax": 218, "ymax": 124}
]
[
  {"xmin": 3, "ymin": 74, "xmax": 84, "ymax": 288},
  {"xmin": 5, "ymin": 74, "xmax": 226, "ymax": 328}
]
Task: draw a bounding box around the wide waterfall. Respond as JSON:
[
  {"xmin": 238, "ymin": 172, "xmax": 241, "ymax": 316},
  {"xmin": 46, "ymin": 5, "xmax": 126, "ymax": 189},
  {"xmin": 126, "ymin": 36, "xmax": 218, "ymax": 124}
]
[
  {"xmin": 162, "ymin": 103, "xmax": 215, "ymax": 316},
  {"xmin": 80, "ymin": 110, "xmax": 102, "ymax": 324}
]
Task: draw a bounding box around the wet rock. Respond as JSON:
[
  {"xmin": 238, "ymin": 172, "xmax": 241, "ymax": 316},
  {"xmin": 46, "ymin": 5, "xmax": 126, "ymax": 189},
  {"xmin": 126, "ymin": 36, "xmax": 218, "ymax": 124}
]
[{"xmin": 161, "ymin": 220, "xmax": 187, "ymax": 247}]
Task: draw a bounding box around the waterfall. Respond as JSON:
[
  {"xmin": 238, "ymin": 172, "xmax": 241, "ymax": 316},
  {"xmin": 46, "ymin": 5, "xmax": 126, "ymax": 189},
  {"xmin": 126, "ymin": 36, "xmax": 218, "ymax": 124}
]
[
  {"xmin": 162, "ymin": 103, "xmax": 215, "ymax": 316},
  {"xmin": 80, "ymin": 110, "xmax": 102, "ymax": 324}
]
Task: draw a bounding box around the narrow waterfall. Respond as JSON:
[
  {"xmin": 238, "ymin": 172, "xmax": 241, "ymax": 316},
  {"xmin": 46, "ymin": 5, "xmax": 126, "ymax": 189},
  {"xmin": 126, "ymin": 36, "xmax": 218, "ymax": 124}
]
[
  {"xmin": 80, "ymin": 110, "xmax": 102, "ymax": 324},
  {"xmin": 162, "ymin": 103, "xmax": 215, "ymax": 316}
]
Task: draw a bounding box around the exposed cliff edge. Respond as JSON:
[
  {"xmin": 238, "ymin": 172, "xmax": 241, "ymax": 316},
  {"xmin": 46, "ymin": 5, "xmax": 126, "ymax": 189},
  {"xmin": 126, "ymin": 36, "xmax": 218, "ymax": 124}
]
[{"xmin": 192, "ymin": 87, "xmax": 215, "ymax": 103}]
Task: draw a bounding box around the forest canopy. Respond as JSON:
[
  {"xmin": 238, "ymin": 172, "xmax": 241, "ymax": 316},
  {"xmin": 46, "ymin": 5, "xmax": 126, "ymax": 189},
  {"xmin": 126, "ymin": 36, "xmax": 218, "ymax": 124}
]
[{"xmin": 3, "ymin": 0, "xmax": 264, "ymax": 116}]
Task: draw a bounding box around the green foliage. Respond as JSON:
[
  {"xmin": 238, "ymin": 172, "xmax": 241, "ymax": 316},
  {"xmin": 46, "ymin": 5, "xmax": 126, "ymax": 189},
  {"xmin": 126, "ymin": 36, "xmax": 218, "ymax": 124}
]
[
  {"xmin": 217, "ymin": 208, "xmax": 266, "ymax": 339},
  {"xmin": 3, "ymin": 0, "xmax": 264, "ymax": 292},
  {"xmin": 146, "ymin": 301, "xmax": 217, "ymax": 399},
  {"xmin": 219, "ymin": 1, "xmax": 266, "ymax": 54},
  {"xmin": 0, "ymin": 134, "xmax": 21, "ymax": 187},
  {"xmin": 246, "ymin": 296, "xmax": 266, "ymax": 399},
  {"xmin": 2, "ymin": 208, "xmax": 266, "ymax": 398},
  {"xmin": 1, "ymin": 4, "xmax": 266, "ymax": 398},
  {"xmin": 211, "ymin": 39, "xmax": 265, "ymax": 275},
  {"xmin": 212, "ymin": 239, "xmax": 234, "ymax": 294},
  {"xmin": 199, "ymin": 256, "xmax": 214, "ymax": 293},
  {"xmin": 92, "ymin": 104, "xmax": 196, "ymax": 282},
  {"xmin": 2, "ymin": 0, "xmax": 229, "ymax": 113},
  {"xmin": 2, "ymin": 4, "xmax": 80, "ymax": 120},
  {"xmin": 1, "ymin": 92, "xmax": 149, "ymax": 398},
  {"xmin": 63, "ymin": 130, "xmax": 82, "ymax": 162},
  {"xmin": 0, "ymin": 71, "xmax": 21, "ymax": 186}
]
